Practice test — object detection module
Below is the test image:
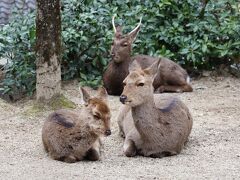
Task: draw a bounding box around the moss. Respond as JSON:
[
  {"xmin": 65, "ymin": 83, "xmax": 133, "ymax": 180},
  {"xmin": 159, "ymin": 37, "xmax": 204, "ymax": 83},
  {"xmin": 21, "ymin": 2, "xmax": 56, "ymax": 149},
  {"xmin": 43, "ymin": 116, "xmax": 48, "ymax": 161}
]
[
  {"xmin": 23, "ymin": 95, "xmax": 76, "ymax": 117},
  {"xmin": 0, "ymin": 98, "xmax": 14, "ymax": 111},
  {"xmin": 48, "ymin": 94, "xmax": 76, "ymax": 110},
  {"xmin": 23, "ymin": 103, "xmax": 46, "ymax": 117}
]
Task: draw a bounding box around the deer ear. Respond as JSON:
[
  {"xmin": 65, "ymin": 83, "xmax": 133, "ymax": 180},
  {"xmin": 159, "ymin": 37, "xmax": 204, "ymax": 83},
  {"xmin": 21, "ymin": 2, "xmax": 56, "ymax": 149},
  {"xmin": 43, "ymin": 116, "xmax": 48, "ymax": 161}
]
[
  {"xmin": 128, "ymin": 17, "xmax": 142, "ymax": 42},
  {"xmin": 129, "ymin": 60, "xmax": 141, "ymax": 72},
  {"xmin": 143, "ymin": 58, "xmax": 161, "ymax": 78},
  {"xmin": 80, "ymin": 87, "xmax": 91, "ymax": 103},
  {"xmin": 96, "ymin": 87, "xmax": 108, "ymax": 101}
]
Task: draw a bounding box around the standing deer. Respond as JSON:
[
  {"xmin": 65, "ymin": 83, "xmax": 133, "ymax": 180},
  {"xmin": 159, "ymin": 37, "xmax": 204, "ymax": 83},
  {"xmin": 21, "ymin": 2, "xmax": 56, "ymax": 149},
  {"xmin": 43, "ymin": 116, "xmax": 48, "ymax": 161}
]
[
  {"xmin": 103, "ymin": 16, "xmax": 193, "ymax": 95},
  {"xmin": 117, "ymin": 59, "xmax": 193, "ymax": 157},
  {"xmin": 42, "ymin": 87, "xmax": 111, "ymax": 163}
]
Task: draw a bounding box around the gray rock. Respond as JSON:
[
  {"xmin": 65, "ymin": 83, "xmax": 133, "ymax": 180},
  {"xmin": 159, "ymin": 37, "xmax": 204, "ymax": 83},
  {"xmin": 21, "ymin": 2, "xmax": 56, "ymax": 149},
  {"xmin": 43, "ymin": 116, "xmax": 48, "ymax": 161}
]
[{"xmin": 229, "ymin": 64, "xmax": 240, "ymax": 78}]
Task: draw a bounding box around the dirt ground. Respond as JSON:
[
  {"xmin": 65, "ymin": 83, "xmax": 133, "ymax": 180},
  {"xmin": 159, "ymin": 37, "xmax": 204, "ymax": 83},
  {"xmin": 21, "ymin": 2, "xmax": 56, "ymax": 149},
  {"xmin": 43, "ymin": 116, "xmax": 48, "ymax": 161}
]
[{"xmin": 0, "ymin": 76, "xmax": 239, "ymax": 180}]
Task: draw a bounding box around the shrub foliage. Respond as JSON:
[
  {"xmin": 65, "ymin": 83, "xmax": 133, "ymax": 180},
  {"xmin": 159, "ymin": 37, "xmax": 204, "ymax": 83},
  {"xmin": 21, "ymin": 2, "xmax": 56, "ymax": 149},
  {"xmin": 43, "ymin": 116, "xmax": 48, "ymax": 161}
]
[{"xmin": 0, "ymin": 0, "xmax": 239, "ymax": 95}]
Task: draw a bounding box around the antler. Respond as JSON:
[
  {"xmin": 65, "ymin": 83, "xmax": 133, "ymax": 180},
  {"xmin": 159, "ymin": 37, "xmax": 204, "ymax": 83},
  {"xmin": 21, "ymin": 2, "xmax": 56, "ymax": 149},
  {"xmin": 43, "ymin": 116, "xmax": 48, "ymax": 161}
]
[
  {"xmin": 128, "ymin": 16, "xmax": 142, "ymax": 36},
  {"xmin": 112, "ymin": 14, "xmax": 117, "ymax": 33}
]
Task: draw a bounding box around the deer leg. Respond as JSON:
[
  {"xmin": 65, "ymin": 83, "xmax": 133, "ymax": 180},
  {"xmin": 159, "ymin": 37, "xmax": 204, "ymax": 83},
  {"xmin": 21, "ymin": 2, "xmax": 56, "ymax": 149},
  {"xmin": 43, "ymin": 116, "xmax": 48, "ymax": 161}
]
[
  {"xmin": 85, "ymin": 148, "xmax": 100, "ymax": 161},
  {"xmin": 155, "ymin": 84, "xmax": 192, "ymax": 93},
  {"xmin": 62, "ymin": 155, "xmax": 77, "ymax": 163},
  {"xmin": 42, "ymin": 139, "xmax": 49, "ymax": 152},
  {"xmin": 117, "ymin": 116, "xmax": 124, "ymax": 138},
  {"xmin": 50, "ymin": 152, "xmax": 77, "ymax": 163},
  {"xmin": 123, "ymin": 139, "xmax": 137, "ymax": 157},
  {"xmin": 183, "ymin": 84, "xmax": 193, "ymax": 92},
  {"xmin": 149, "ymin": 151, "xmax": 177, "ymax": 158},
  {"xmin": 85, "ymin": 139, "xmax": 101, "ymax": 161},
  {"xmin": 118, "ymin": 121, "xmax": 125, "ymax": 138},
  {"xmin": 119, "ymin": 128, "xmax": 125, "ymax": 138},
  {"xmin": 117, "ymin": 105, "xmax": 131, "ymax": 138}
]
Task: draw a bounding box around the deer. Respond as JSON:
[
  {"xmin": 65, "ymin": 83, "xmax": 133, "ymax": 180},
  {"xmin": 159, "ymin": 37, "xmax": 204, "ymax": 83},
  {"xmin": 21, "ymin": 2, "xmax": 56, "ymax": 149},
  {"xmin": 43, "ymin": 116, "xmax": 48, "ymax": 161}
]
[
  {"xmin": 42, "ymin": 87, "xmax": 111, "ymax": 163},
  {"xmin": 117, "ymin": 59, "xmax": 193, "ymax": 158},
  {"xmin": 103, "ymin": 16, "xmax": 193, "ymax": 96}
]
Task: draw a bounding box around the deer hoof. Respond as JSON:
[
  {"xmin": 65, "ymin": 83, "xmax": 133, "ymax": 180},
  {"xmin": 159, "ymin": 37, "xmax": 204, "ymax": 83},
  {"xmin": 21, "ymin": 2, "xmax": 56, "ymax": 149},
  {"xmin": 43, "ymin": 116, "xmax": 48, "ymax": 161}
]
[
  {"xmin": 64, "ymin": 155, "xmax": 77, "ymax": 163},
  {"xmin": 176, "ymin": 89, "xmax": 183, "ymax": 93},
  {"xmin": 124, "ymin": 140, "xmax": 136, "ymax": 157},
  {"xmin": 85, "ymin": 148, "xmax": 100, "ymax": 161},
  {"xmin": 155, "ymin": 86, "xmax": 165, "ymax": 93},
  {"xmin": 124, "ymin": 148, "xmax": 136, "ymax": 157}
]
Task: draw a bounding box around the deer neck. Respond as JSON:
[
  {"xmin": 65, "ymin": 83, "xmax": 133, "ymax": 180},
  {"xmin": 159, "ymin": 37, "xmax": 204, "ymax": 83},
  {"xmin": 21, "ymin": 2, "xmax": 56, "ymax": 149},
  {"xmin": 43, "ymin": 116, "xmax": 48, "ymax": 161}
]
[
  {"xmin": 131, "ymin": 96, "xmax": 162, "ymax": 141},
  {"xmin": 112, "ymin": 57, "xmax": 131, "ymax": 78},
  {"xmin": 113, "ymin": 54, "xmax": 131, "ymax": 67}
]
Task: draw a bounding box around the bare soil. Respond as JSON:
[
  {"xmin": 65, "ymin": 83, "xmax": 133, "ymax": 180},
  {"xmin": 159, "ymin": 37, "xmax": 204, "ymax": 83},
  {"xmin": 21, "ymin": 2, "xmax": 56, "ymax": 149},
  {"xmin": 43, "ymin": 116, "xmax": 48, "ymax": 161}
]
[{"xmin": 0, "ymin": 77, "xmax": 240, "ymax": 179}]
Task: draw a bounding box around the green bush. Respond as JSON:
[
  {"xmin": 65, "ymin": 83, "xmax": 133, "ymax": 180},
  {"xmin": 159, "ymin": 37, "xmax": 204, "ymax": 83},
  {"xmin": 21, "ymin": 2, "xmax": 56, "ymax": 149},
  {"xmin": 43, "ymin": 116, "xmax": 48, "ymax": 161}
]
[
  {"xmin": 0, "ymin": 11, "xmax": 36, "ymax": 95},
  {"xmin": 61, "ymin": 0, "xmax": 113, "ymax": 87},
  {"xmin": 0, "ymin": 0, "xmax": 239, "ymax": 95}
]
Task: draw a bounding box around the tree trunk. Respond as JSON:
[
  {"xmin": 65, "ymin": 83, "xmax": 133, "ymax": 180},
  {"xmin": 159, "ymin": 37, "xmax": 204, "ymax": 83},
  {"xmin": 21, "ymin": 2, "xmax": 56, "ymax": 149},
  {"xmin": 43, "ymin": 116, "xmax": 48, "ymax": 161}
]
[{"xmin": 36, "ymin": 0, "xmax": 61, "ymax": 101}]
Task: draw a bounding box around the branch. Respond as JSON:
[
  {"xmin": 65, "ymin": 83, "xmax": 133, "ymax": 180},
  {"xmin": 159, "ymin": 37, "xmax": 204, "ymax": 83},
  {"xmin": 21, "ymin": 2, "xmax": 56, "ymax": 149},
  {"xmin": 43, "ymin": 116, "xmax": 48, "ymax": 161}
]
[{"xmin": 199, "ymin": 0, "xmax": 210, "ymax": 19}]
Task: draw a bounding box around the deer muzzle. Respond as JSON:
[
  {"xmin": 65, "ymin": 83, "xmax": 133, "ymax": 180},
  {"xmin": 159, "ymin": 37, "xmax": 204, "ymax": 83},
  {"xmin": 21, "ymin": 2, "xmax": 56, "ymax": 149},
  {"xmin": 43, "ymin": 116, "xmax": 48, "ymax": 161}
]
[
  {"xmin": 111, "ymin": 52, "xmax": 115, "ymax": 58},
  {"xmin": 105, "ymin": 129, "xmax": 111, "ymax": 136},
  {"xmin": 120, "ymin": 95, "xmax": 127, "ymax": 104}
]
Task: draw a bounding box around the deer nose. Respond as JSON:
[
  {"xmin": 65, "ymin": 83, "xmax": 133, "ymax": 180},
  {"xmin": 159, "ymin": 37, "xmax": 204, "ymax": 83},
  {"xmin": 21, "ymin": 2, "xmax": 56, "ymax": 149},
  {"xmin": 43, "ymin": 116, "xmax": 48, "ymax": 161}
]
[
  {"xmin": 120, "ymin": 95, "xmax": 127, "ymax": 104},
  {"xmin": 105, "ymin": 129, "xmax": 111, "ymax": 136}
]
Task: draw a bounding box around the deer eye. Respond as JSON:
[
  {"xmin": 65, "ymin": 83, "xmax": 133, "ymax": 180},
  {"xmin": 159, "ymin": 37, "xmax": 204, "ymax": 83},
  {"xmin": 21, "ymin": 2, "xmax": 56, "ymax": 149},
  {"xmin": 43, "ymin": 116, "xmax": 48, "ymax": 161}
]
[
  {"xmin": 123, "ymin": 82, "xmax": 126, "ymax": 86},
  {"xmin": 122, "ymin": 42, "xmax": 128, "ymax": 47},
  {"xmin": 93, "ymin": 114, "xmax": 101, "ymax": 120},
  {"xmin": 137, "ymin": 83, "xmax": 144, "ymax": 87}
]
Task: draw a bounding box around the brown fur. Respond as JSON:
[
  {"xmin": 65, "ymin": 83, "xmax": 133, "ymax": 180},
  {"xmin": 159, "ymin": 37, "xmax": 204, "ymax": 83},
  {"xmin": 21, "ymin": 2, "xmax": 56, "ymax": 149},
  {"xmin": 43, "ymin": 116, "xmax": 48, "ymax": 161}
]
[
  {"xmin": 103, "ymin": 18, "xmax": 192, "ymax": 95},
  {"xmin": 42, "ymin": 87, "xmax": 111, "ymax": 163},
  {"xmin": 117, "ymin": 60, "xmax": 193, "ymax": 158},
  {"xmin": 0, "ymin": 69, "xmax": 4, "ymax": 82}
]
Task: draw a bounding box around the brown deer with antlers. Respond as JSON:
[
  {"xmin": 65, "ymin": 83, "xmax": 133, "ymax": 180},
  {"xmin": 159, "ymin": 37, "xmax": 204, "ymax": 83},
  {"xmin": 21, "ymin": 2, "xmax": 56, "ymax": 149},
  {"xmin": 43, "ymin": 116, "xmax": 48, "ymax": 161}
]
[
  {"xmin": 117, "ymin": 59, "xmax": 193, "ymax": 158},
  {"xmin": 103, "ymin": 16, "xmax": 193, "ymax": 95}
]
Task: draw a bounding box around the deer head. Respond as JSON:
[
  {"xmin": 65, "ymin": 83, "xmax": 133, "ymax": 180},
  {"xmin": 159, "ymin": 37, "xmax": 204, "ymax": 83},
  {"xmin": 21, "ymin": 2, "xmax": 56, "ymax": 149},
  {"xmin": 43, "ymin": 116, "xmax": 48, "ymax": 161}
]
[
  {"xmin": 81, "ymin": 87, "xmax": 111, "ymax": 136},
  {"xmin": 119, "ymin": 59, "xmax": 161, "ymax": 106},
  {"xmin": 111, "ymin": 15, "xmax": 142, "ymax": 63}
]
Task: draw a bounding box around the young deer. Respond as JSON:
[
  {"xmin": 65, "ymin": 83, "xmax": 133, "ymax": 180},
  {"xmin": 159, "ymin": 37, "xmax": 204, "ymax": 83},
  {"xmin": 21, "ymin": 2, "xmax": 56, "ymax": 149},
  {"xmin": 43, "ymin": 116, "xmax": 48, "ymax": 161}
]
[
  {"xmin": 103, "ymin": 16, "xmax": 193, "ymax": 95},
  {"xmin": 42, "ymin": 87, "xmax": 111, "ymax": 163},
  {"xmin": 117, "ymin": 59, "xmax": 193, "ymax": 158}
]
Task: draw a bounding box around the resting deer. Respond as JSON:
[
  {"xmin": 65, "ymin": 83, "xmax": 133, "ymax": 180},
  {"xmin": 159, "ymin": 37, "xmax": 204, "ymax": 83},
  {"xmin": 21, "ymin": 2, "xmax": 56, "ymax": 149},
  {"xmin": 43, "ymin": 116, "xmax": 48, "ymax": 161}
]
[
  {"xmin": 103, "ymin": 16, "xmax": 193, "ymax": 95},
  {"xmin": 117, "ymin": 59, "xmax": 193, "ymax": 157},
  {"xmin": 42, "ymin": 87, "xmax": 111, "ymax": 163}
]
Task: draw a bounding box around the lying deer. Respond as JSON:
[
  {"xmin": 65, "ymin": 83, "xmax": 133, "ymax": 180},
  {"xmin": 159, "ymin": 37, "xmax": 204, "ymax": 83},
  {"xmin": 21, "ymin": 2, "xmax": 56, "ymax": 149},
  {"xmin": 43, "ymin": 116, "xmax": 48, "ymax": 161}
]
[
  {"xmin": 117, "ymin": 59, "xmax": 193, "ymax": 157},
  {"xmin": 103, "ymin": 16, "xmax": 193, "ymax": 95},
  {"xmin": 42, "ymin": 87, "xmax": 111, "ymax": 163}
]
